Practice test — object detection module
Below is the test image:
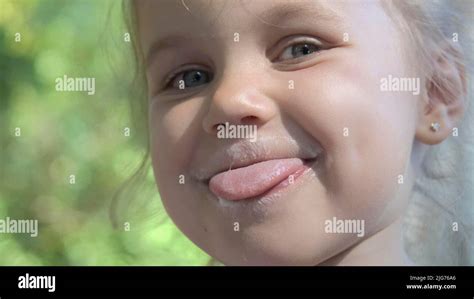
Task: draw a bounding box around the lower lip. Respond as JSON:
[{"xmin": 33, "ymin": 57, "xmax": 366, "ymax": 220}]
[{"xmin": 208, "ymin": 158, "xmax": 314, "ymax": 202}]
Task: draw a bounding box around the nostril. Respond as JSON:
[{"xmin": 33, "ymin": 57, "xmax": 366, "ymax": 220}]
[
  {"xmin": 241, "ymin": 116, "xmax": 259, "ymax": 125},
  {"xmin": 211, "ymin": 116, "xmax": 259, "ymax": 133}
]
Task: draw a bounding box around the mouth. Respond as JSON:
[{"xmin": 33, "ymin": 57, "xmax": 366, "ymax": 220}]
[
  {"xmin": 190, "ymin": 137, "xmax": 323, "ymax": 202},
  {"xmin": 207, "ymin": 157, "xmax": 317, "ymax": 201}
]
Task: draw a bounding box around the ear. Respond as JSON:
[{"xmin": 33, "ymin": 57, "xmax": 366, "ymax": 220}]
[{"xmin": 415, "ymin": 45, "xmax": 467, "ymax": 145}]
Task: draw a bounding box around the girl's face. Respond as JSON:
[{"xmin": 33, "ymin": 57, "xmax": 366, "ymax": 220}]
[{"xmin": 137, "ymin": 0, "xmax": 420, "ymax": 265}]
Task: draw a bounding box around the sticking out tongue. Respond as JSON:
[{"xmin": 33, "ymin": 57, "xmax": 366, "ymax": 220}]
[{"xmin": 209, "ymin": 158, "xmax": 307, "ymax": 201}]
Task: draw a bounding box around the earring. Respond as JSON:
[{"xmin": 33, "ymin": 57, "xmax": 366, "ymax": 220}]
[{"xmin": 430, "ymin": 122, "xmax": 441, "ymax": 132}]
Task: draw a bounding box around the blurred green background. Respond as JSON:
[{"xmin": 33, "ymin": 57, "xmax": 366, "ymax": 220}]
[{"xmin": 0, "ymin": 0, "xmax": 211, "ymax": 265}]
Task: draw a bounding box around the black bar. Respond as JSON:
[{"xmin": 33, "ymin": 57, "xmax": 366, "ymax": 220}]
[{"xmin": 0, "ymin": 266, "xmax": 472, "ymax": 298}]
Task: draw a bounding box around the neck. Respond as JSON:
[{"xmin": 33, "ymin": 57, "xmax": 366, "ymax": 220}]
[{"xmin": 320, "ymin": 217, "xmax": 414, "ymax": 266}]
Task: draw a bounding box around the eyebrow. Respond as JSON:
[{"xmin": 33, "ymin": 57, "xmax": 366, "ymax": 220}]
[{"xmin": 145, "ymin": 1, "xmax": 342, "ymax": 68}]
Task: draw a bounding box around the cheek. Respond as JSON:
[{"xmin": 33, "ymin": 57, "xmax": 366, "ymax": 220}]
[
  {"xmin": 149, "ymin": 100, "xmax": 202, "ymax": 179},
  {"xmin": 149, "ymin": 102, "xmax": 198, "ymax": 216},
  {"xmin": 148, "ymin": 101, "xmax": 213, "ymax": 241},
  {"xmin": 283, "ymin": 56, "xmax": 417, "ymax": 226}
]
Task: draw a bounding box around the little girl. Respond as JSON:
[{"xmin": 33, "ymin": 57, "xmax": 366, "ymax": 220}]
[{"xmin": 123, "ymin": 0, "xmax": 473, "ymax": 265}]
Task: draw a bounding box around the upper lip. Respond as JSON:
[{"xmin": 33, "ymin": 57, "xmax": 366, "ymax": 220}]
[{"xmin": 190, "ymin": 136, "xmax": 322, "ymax": 183}]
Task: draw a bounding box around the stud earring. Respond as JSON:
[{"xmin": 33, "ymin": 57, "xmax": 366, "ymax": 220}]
[{"xmin": 430, "ymin": 122, "xmax": 441, "ymax": 132}]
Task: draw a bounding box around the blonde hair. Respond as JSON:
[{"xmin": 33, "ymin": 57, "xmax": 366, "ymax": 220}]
[{"xmin": 381, "ymin": 0, "xmax": 473, "ymax": 265}]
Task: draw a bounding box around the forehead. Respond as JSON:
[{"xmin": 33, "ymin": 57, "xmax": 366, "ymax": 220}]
[
  {"xmin": 135, "ymin": 0, "xmax": 393, "ymax": 69},
  {"xmin": 135, "ymin": 0, "xmax": 343, "ymax": 26},
  {"xmin": 135, "ymin": 0, "xmax": 350, "ymax": 61},
  {"xmin": 138, "ymin": 1, "xmax": 347, "ymax": 37}
]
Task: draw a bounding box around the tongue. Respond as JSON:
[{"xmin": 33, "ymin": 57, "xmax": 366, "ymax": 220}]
[{"xmin": 209, "ymin": 158, "xmax": 305, "ymax": 201}]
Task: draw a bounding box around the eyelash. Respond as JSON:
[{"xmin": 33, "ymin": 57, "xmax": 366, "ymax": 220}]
[{"xmin": 161, "ymin": 37, "xmax": 324, "ymax": 91}]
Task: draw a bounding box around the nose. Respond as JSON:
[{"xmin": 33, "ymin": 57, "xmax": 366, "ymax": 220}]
[{"xmin": 202, "ymin": 72, "xmax": 277, "ymax": 136}]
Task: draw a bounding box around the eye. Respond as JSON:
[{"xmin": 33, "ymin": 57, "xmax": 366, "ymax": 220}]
[
  {"xmin": 164, "ymin": 69, "xmax": 212, "ymax": 91},
  {"xmin": 275, "ymin": 39, "xmax": 323, "ymax": 62}
]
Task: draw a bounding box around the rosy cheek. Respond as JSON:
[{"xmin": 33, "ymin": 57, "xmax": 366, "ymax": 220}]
[
  {"xmin": 280, "ymin": 53, "xmax": 412, "ymax": 202},
  {"xmin": 150, "ymin": 100, "xmax": 205, "ymax": 178},
  {"xmin": 280, "ymin": 57, "xmax": 374, "ymax": 150}
]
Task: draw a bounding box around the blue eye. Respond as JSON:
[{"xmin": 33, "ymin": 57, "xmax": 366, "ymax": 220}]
[
  {"xmin": 292, "ymin": 43, "xmax": 319, "ymax": 57},
  {"xmin": 278, "ymin": 41, "xmax": 322, "ymax": 61},
  {"xmin": 167, "ymin": 69, "xmax": 212, "ymax": 90}
]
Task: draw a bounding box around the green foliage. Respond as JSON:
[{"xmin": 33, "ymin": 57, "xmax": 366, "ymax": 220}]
[{"xmin": 0, "ymin": 0, "xmax": 211, "ymax": 265}]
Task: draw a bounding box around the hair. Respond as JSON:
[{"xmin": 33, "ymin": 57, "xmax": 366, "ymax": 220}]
[
  {"xmin": 110, "ymin": 0, "xmax": 150, "ymax": 228},
  {"xmin": 380, "ymin": 0, "xmax": 474, "ymax": 265},
  {"xmin": 117, "ymin": 0, "xmax": 473, "ymax": 265}
]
